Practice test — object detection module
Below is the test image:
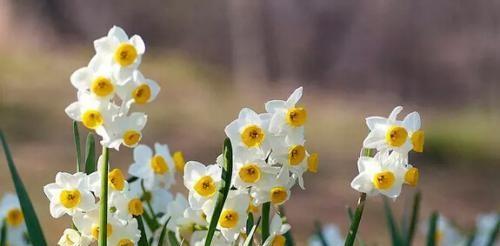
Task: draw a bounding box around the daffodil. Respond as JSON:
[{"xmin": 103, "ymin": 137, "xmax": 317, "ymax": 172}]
[
  {"xmin": 57, "ymin": 228, "xmax": 93, "ymax": 246},
  {"xmin": 70, "ymin": 55, "xmax": 117, "ymax": 100},
  {"xmin": 268, "ymin": 135, "xmax": 309, "ymax": 189},
  {"xmin": 117, "ymin": 70, "xmax": 160, "ymax": 107},
  {"xmin": 225, "ymin": 108, "xmax": 271, "ymax": 157},
  {"xmin": 0, "ymin": 194, "xmax": 30, "ymax": 246},
  {"xmin": 350, "ymin": 152, "xmax": 405, "ymax": 199},
  {"xmin": 232, "ymin": 155, "xmax": 279, "ymax": 190},
  {"xmin": 202, "ymin": 190, "xmax": 249, "ymax": 242},
  {"xmin": 65, "ymin": 91, "xmax": 119, "ymax": 130},
  {"xmin": 96, "ymin": 112, "xmax": 147, "ymax": 150},
  {"xmin": 93, "ymin": 26, "xmax": 145, "ymax": 82},
  {"xmin": 183, "ymin": 161, "xmax": 222, "ymax": 209},
  {"xmin": 262, "ymin": 214, "xmax": 291, "ymax": 246},
  {"xmin": 308, "ymin": 224, "xmax": 344, "ymax": 246},
  {"xmin": 88, "ymin": 158, "xmax": 129, "ymax": 197},
  {"xmin": 250, "ymin": 170, "xmax": 294, "ymax": 206},
  {"xmin": 128, "ymin": 143, "xmax": 176, "ymax": 190},
  {"xmin": 265, "ymin": 87, "xmax": 307, "ymax": 139},
  {"xmin": 43, "ymin": 172, "xmax": 96, "ymax": 218}
]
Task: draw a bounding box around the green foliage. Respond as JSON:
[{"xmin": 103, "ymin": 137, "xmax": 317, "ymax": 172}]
[
  {"xmin": 405, "ymin": 191, "xmax": 421, "ymax": 245},
  {"xmin": 84, "ymin": 133, "xmax": 96, "ymax": 174},
  {"xmin": 0, "ymin": 131, "xmax": 47, "ymax": 246},
  {"xmin": 157, "ymin": 217, "xmax": 171, "ymax": 246},
  {"xmin": 72, "ymin": 121, "xmax": 82, "ymax": 172},
  {"xmin": 279, "ymin": 206, "xmax": 295, "ymax": 246},
  {"xmin": 0, "ymin": 220, "xmax": 6, "ymax": 246},
  {"xmin": 382, "ymin": 197, "xmax": 403, "ymax": 245},
  {"xmin": 167, "ymin": 231, "xmax": 179, "ymax": 246},
  {"xmin": 426, "ymin": 212, "xmax": 439, "ymax": 246},
  {"xmin": 314, "ymin": 221, "xmax": 329, "ymax": 246},
  {"xmin": 98, "ymin": 147, "xmax": 109, "ymax": 246},
  {"xmin": 261, "ymin": 202, "xmax": 271, "ymax": 242},
  {"xmin": 344, "ymin": 192, "xmax": 367, "ymax": 246},
  {"xmin": 243, "ymin": 217, "xmax": 261, "ymax": 246},
  {"xmin": 135, "ymin": 216, "xmax": 149, "ymax": 246}
]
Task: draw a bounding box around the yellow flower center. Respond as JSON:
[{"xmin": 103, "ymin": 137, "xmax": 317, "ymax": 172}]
[
  {"xmin": 372, "ymin": 171, "xmax": 396, "ymax": 190},
  {"xmin": 90, "ymin": 76, "xmax": 114, "ymax": 97},
  {"xmin": 219, "ymin": 209, "xmax": 239, "ymax": 228},
  {"xmin": 6, "ymin": 208, "xmax": 24, "ymax": 227},
  {"xmin": 286, "ymin": 107, "xmax": 307, "ymax": 127},
  {"xmin": 132, "ymin": 84, "xmax": 152, "ymax": 104},
  {"xmin": 150, "ymin": 155, "xmax": 169, "ymax": 175},
  {"xmin": 288, "ymin": 145, "xmax": 306, "ymax": 166},
  {"xmin": 385, "ymin": 126, "xmax": 408, "ymax": 147},
  {"xmin": 91, "ymin": 224, "xmax": 113, "ymax": 240},
  {"xmin": 108, "ymin": 169, "xmax": 125, "ymax": 191},
  {"xmin": 122, "ymin": 130, "xmax": 141, "ymax": 147},
  {"xmin": 59, "ymin": 189, "xmax": 81, "ymax": 209},
  {"xmin": 411, "ymin": 130, "xmax": 425, "ymax": 152},
  {"xmin": 81, "ymin": 110, "xmax": 104, "ymax": 129},
  {"xmin": 238, "ymin": 163, "xmax": 261, "ymax": 183},
  {"xmin": 114, "ymin": 43, "xmax": 138, "ymax": 67},
  {"xmin": 404, "ymin": 167, "xmax": 419, "ymax": 187},
  {"xmin": 240, "ymin": 124, "xmax": 265, "ymax": 147},
  {"xmin": 272, "ymin": 235, "xmax": 286, "ymax": 246},
  {"xmin": 128, "ymin": 198, "xmax": 144, "ymax": 216},
  {"xmin": 307, "ymin": 153, "xmax": 319, "ymax": 173},
  {"xmin": 117, "ymin": 239, "xmax": 134, "ymax": 246},
  {"xmin": 270, "ymin": 187, "xmax": 288, "ymax": 205},
  {"xmin": 173, "ymin": 151, "xmax": 186, "ymax": 173},
  {"xmin": 193, "ymin": 176, "xmax": 217, "ymax": 197}
]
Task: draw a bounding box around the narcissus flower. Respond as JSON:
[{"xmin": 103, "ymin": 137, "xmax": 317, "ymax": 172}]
[
  {"xmin": 232, "ymin": 156, "xmax": 278, "ymax": 190},
  {"xmin": 160, "ymin": 193, "xmax": 207, "ymax": 241},
  {"xmin": 128, "ymin": 180, "xmax": 173, "ymax": 215},
  {"xmin": 70, "ymin": 55, "xmax": 117, "ymax": 100},
  {"xmin": 0, "ymin": 193, "xmax": 31, "ymax": 246},
  {"xmin": 96, "ymin": 112, "xmax": 147, "ymax": 150},
  {"xmin": 250, "ymin": 170, "xmax": 294, "ymax": 206},
  {"xmin": 266, "ymin": 87, "xmax": 307, "ymax": 139},
  {"xmin": 65, "ymin": 91, "xmax": 119, "ymax": 130},
  {"xmin": 57, "ymin": 228, "xmax": 93, "ymax": 246},
  {"xmin": 183, "ymin": 161, "xmax": 222, "ymax": 209},
  {"xmin": 262, "ymin": 214, "xmax": 291, "ymax": 246},
  {"xmin": 190, "ymin": 231, "xmax": 231, "ymax": 246},
  {"xmin": 225, "ymin": 108, "xmax": 271, "ymax": 157},
  {"xmin": 43, "ymin": 172, "xmax": 96, "ymax": 218},
  {"xmin": 117, "ymin": 70, "xmax": 160, "ymax": 107},
  {"xmin": 109, "ymin": 191, "xmax": 144, "ymax": 221},
  {"xmin": 269, "ymin": 136, "xmax": 309, "ymax": 189},
  {"xmin": 128, "ymin": 143, "xmax": 176, "ymax": 190}
]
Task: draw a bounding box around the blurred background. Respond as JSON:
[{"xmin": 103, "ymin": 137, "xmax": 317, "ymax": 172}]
[{"xmin": 0, "ymin": 0, "xmax": 499, "ymax": 245}]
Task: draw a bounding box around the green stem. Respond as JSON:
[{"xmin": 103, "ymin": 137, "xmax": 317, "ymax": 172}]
[
  {"xmin": 315, "ymin": 221, "xmax": 328, "ymax": 246},
  {"xmin": 261, "ymin": 202, "xmax": 271, "ymax": 242},
  {"xmin": 72, "ymin": 121, "xmax": 82, "ymax": 172},
  {"xmin": 98, "ymin": 147, "xmax": 109, "ymax": 246},
  {"xmin": 344, "ymin": 192, "xmax": 367, "ymax": 246}
]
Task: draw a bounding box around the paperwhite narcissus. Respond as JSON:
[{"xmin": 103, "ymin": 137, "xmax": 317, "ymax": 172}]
[
  {"xmin": 0, "ymin": 194, "xmax": 31, "ymax": 246},
  {"xmin": 88, "ymin": 159, "xmax": 128, "ymax": 197},
  {"xmin": 232, "ymin": 156, "xmax": 279, "ymax": 190},
  {"xmin": 308, "ymin": 224, "xmax": 344, "ymax": 246},
  {"xmin": 202, "ymin": 190, "xmax": 250, "ymax": 242},
  {"xmin": 57, "ymin": 228, "xmax": 92, "ymax": 246},
  {"xmin": 183, "ymin": 161, "xmax": 222, "ymax": 209},
  {"xmin": 96, "ymin": 112, "xmax": 147, "ymax": 150},
  {"xmin": 70, "ymin": 55, "xmax": 117, "ymax": 101},
  {"xmin": 263, "ymin": 214, "xmax": 291, "ymax": 246},
  {"xmin": 128, "ymin": 143, "xmax": 176, "ymax": 190},
  {"xmin": 225, "ymin": 108, "xmax": 271, "ymax": 158},
  {"xmin": 268, "ymin": 135, "xmax": 309, "ymax": 189},
  {"xmin": 93, "ymin": 26, "xmax": 145, "ymax": 82},
  {"xmin": 350, "ymin": 152, "xmax": 405, "ymax": 199},
  {"xmin": 109, "ymin": 191, "xmax": 144, "ymax": 221},
  {"xmin": 250, "ymin": 170, "xmax": 294, "ymax": 206},
  {"xmin": 117, "ymin": 70, "xmax": 161, "ymax": 107},
  {"xmin": 266, "ymin": 87, "xmax": 307, "ymax": 140},
  {"xmin": 43, "ymin": 172, "xmax": 96, "ymax": 218},
  {"xmin": 65, "ymin": 91, "xmax": 119, "ymax": 130}
]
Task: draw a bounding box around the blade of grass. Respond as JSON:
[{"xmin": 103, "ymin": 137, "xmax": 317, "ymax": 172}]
[
  {"xmin": 344, "ymin": 192, "xmax": 367, "ymax": 246},
  {"xmin": 383, "ymin": 197, "xmax": 403, "ymax": 245},
  {"xmin": 204, "ymin": 138, "xmax": 233, "ymax": 246},
  {"xmin": 168, "ymin": 231, "xmax": 179, "ymax": 246},
  {"xmin": 246, "ymin": 212, "xmax": 254, "ymax": 235},
  {"xmin": 84, "ymin": 133, "xmax": 96, "ymax": 174},
  {"xmin": 158, "ymin": 217, "xmax": 171, "ymax": 246},
  {"xmin": 314, "ymin": 221, "xmax": 329, "ymax": 246},
  {"xmin": 72, "ymin": 121, "xmax": 82, "ymax": 172},
  {"xmin": 0, "ymin": 131, "xmax": 47, "ymax": 246},
  {"xmin": 135, "ymin": 215, "xmax": 149, "ymax": 246},
  {"xmin": 406, "ymin": 191, "xmax": 421, "ymax": 246},
  {"xmin": 426, "ymin": 212, "xmax": 439, "ymax": 246},
  {"xmin": 243, "ymin": 217, "xmax": 261, "ymax": 246},
  {"xmin": 486, "ymin": 215, "xmax": 499, "ymax": 246},
  {"xmin": 0, "ymin": 220, "xmax": 6, "ymax": 246},
  {"xmin": 98, "ymin": 147, "xmax": 109, "ymax": 246}
]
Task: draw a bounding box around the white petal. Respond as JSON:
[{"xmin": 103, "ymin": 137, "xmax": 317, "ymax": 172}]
[
  {"xmin": 130, "ymin": 35, "xmax": 145, "ymax": 54},
  {"xmin": 365, "ymin": 116, "xmax": 387, "ymax": 131},
  {"xmin": 50, "ymin": 203, "xmax": 65, "ymax": 218},
  {"xmin": 388, "ymin": 106, "xmax": 403, "ymax": 121},
  {"xmin": 265, "ymin": 100, "xmax": 286, "ymax": 113},
  {"xmin": 402, "ymin": 112, "xmax": 421, "ymax": 132},
  {"xmin": 70, "ymin": 67, "xmax": 92, "ymax": 90},
  {"xmin": 350, "ymin": 172, "xmax": 372, "ymax": 193},
  {"xmin": 133, "ymin": 145, "xmax": 153, "ymax": 164},
  {"xmin": 93, "ymin": 37, "xmax": 115, "ymax": 54},
  {"xmin": 65, "ymin": 102, "xmax": 82, "ymax": 121},
  {"xmin": 108, "ymin": 26, "xmax": 128, "ymax": 41},
  {"xmin": 286, "ymin": 87, "xmax": 303, "ymax": 105}
]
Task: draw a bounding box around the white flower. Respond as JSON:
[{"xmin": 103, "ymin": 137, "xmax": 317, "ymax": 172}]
[
  {"xmin": 183, "ymin": 161, "xmax": 222, "ymax": 209},
  {"xmin": 421, "ymin": 216, "xmax": 466, "ymax": 246},
  {"xmin": 43, "ymin": 172, "xmax": 96, "ymax": 218},
  {"xmin": 117, "ymin": 70, "xmax": 160, "ymax": 107},
  {"xmin": 96, "ymin": 112, "xmax": 147, "ymax": 150},
  {"xmin": 128, "ymin": 180, "xmax": 172, "ymax": 215},
  {"xmin": 263, "ymin": 214, "xmax": 291, "ymax": 246},
  {"xmin": 190, "ymin": 231, "xmax": 231, "ymax": 246},
  {"xmin": 268, "ymin": 135, "xmax": 309, "ymax": 189},
  {"xmin": 128, "ymin": 143, "xmax": 176, "ymax": 190},
  {"xmin": 232, "ymin": 155, "xmax": 278, "ymax": 190},
  {"xmin": 88, "ymin": 159, "xmax": 128, "ymax": 197},
  {"xmin": 0, "ymin": 193, "xmax": 31, "ymax": 246},
  {"xmin": 93, "ymin": 26, "xmax": 145, "ymax": 82},
  {"xmin": 350, "ymin": 152, "xmax": 405, "ymax": 199},
  {"xmin": 308, "ymin": 224, "xmax": 344, "ymax": 246},
  {"xmin": 363, "ymin": 106, "xmax": 424, "ymax": 157},
  {"xmin": 202, "ymin": 190, "xmax": 249, "ymax": 242},
  {"xmin": 265, "ymin": 87, "xmax": 307, "ymax": 139},
  {"xmin": 250, "ymin": 170, "xmax": 294, "ymax": 206},
  {"xmin": 472, "ymin": 212, "xmax": 499, "ymax": 246},
  {"xmin": 225, "ymin": 108, "xmax": 271, "ymax": 158},
  {"xmin": 65, "ymin": 91, "xmax": 119, "ymax": 130},
  {"xmin": 57, "ymin": 228, "xmax": 93, "ymax": 246},
  {"xmin": 70, "ymin": 55, "xmax": 117, "ymax": 100},
  {"xmin": 109, "ymin": 191, "xmax": 144, "ymax": 221},
  {"xmin": 160, "ymin": 193, "xmax": 207, "ymax": 242}
]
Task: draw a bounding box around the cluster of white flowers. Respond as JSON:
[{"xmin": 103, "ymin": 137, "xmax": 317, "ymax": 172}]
[
  {"xmin": 0, "ymin": 194, "xmax": 31, "ymax": 246},
  {"xmin": 351, "ymin": 106, "xmax": 424, "ymax": 199},
  {"xmin": 65, "ymin": 26, "xmax": 159, "ymax": 150},
  {"xmin": 179, "ymin": 87, "xmax": 316, "ymax": 244}
]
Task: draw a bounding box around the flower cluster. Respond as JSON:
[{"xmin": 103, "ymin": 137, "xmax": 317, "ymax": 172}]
[
  {"xmin": 351, "ymin": 106, "xmax": 424, "ymax": 199},
  {"xmin": 0, "ymin": 194, "xmax": 30, "ymax": 246},
  {"xmin": 65, "ymin": 26, "xmax": 159, "ymax": 150}
]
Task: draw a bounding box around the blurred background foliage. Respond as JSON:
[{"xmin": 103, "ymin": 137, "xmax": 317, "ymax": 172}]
[{"xmin": 0, "ymin": 0, "xmax": 499, "ymax": 245}]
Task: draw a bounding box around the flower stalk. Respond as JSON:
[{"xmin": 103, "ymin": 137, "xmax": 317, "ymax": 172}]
[
  {"xmin": 344, "ymin": 192, "xmax": 367, "ymax": 246},
  {"xmin": 261, "ymin": 202, "xmax": 271, "ymax": 242},
  {"xmin": 98, "ymin": 147, "xmax": 109, "ymax": 246}
]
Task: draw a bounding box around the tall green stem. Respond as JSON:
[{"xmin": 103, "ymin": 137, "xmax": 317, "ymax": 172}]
[
  {"xmin": 261, "ymin": 202, "xmax": 271, "ymax": 242},
  {"xmin": 72, "ymin": 121, "xmax": 82, "ymax": 172},
  {"xmin": 344, "ymin": 192, "xmax": 367, "ymax": 246},
  {"xmin": 98, "ymin": 147, "xmax": 109, "ymax": 246}
]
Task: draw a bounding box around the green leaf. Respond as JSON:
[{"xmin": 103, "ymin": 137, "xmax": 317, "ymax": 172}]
[
  {"xmin": 314, "ymin": 221, "xmax": 329, "ymax": 246},
  {"xmin": 157, "ymin": 217, "xmax": 171, "ymax": 246},
  {"xmin": 0, "ymin": 220, "xmax": 7, "ymax": 246},
  {"xmin": 426, "ymin": 212, "xmax": 439, "ymax": 246},
  {"xmin": 135, "ymin": 215, "xmax": 149, "ymax": 246},
  {"xmin": 344, "ymin": 192, "xmax": 367, "ymax": 246},
  {"xmin": 168, "ymin": 231, "xmax": 179, "ymax": 246},
  {"xmin": 246, "ymin": 212, "xmax": 254, "ymax": 235},
  {"xmin": 98, "ymin": 147, "xmax": 109, "ymax": 246},
  {"xmin": 405, "ymin": 191, "xmax": 421, "ymax": 245},
  {"xmin": 346, "ymin": 206, "xmax": 367, "ymax": 246},
  {"xmin": 465, "ymin": 230, "xmax": 476, "ymax": 246},
  {"xmin": 243, "ymin": 217, "xmax": 261, "ymax": 246},
  {"xmin": 84, "ymin": 133, "xmax": 96, "ymax": 174},
  {"xmin": 383, "ymin": 197, "xmax": 403, "ymax": 245},
  {"xmin": 72, "ymin": 121, "xmax": 82, "ymax": 172},
  {"xmin": 261, "ymin": 202, "xmax": 271, "ymax": 242},
  {"xmin": 0, "ymin": 131, "xmax": 47, "ymax": 246},
  {"xmin": 204, "ymin": 138, "xmax": 233, "ymax": 246},
  {"xmin": 486, "ymin": 214, "xmax": 499, "ymax": 246},
  {"xmin": 279, "ymin": 206, "xmax": 294, "ymax": 246}
]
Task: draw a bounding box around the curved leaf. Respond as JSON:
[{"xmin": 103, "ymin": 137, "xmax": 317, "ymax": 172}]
[
  {"xmin": 84, "ymin": 133, "xmax": 96, "ymax": 174},
  {"xmin": 157, "ymin": 217, "xmax": 171, "ymax": 246},
  {"xmin": 135, "ymin": 215, "xmax": 149, "ymax": 246},
  {"xmin": 243, "ymin": 217, "xmax": 261, "ymax": 246},
  {"xmin": 426, "ymin": 212, "xmax": 439, "ymax": 246}
]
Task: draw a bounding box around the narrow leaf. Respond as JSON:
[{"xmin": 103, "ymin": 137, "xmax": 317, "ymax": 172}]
[
  {"xmin": 135, "ymin": 216, "xmax": 149, "ymax": 246},
  {"xmin": 426, "ymin": 212, "xmax": 439, "ymax": 246},
  {"xmin": 344, "ymin": 192, "xmax": 367, "ymax": 246},
  {"xmin": 158, "ymin": 217, "xmax": 171, "ymax": 246},
  {"xmin": 279, "ymin": 206, "xmax": 295, "ymax": 246},
  {"xmin": 0, "ymin": 220, "xmax": 7, "ymax": 246},
  {"xmin": 168, "ymin": 231, "xmax": 179, "ymax": 246},
  {"xmin": 261, "ymin": 202, "xmax": 271, "ymax": 242},
  {"xmin": 314, "ymin": 221, "xmax": 329, "ymax": 246},
  {"xmin": 72, "ymin": 121, "xmax": 82, "ymax": 172},
  {"xmin": 383, "ymin": 197, "xmax": 403, "ymax": 245},
  {"xmin": 246, "ymin": 212, "xmax": 254, "ymax": 235},
  {"xmin": 0, "ymin": 131, "xmax": 47, "ymax": 246},
  {"xmin": 243, "ymin": 217, "xmax": 261, "ymax": 246},
  {"xmin": 406, "ymin": 191, "xmax": 421, "ymax": 245},
  {"xmin": 98, "ymin": 147, "xmax": 109, "ymax": 246},
  {"xmin": 84, "ymin": 133, "xmax": 96, "ymax": 174},
  {"xmin": 204, "ymin": 138, "xmax": 234, "ymax": 246},
  {"xmin": 486, "ymin": 215, "xmax": 499, "ymax": 246}
]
